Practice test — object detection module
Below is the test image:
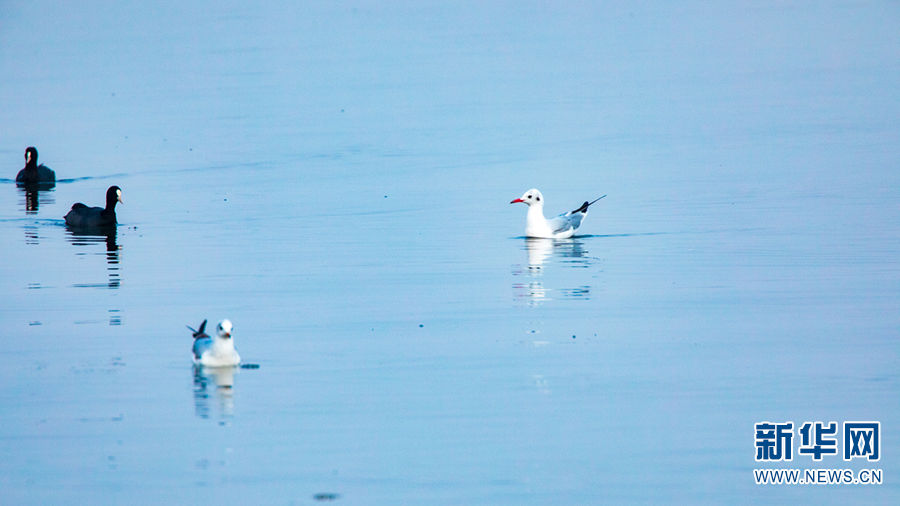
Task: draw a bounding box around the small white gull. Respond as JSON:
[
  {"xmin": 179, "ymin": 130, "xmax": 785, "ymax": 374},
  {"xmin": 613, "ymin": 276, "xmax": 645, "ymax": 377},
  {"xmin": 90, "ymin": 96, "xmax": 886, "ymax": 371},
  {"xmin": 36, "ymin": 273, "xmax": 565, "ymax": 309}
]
[
  {"xmin": 188, "ymin": 319, "xmax": 241, "ymax": 367},
  {"xmin": 510, "ymin": 188, "xmax": 605, "ymax": 239}
]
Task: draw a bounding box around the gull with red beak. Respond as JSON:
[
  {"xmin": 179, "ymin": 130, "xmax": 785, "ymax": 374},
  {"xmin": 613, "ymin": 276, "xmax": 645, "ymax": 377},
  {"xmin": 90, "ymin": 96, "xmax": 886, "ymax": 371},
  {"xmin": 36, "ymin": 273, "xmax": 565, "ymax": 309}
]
[
  {"xmin": 510, "ymin": 188, "xmax": 606, "ymax": 239},
  {"xmin": 190, "ymin": 319, "xmax": 241, "ymax": 367}
]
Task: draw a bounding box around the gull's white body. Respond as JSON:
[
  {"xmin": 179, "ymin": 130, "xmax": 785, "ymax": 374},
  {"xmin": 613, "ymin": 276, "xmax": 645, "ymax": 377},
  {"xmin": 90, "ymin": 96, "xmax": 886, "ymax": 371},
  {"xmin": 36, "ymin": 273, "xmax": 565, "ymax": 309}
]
[
  {"xmin": 511, "ymin": 189, "xmax": 600, "ymax": 239},
  {"xmin": 192, "ymin": 320, "xmax": 241, "ymax": 367}
]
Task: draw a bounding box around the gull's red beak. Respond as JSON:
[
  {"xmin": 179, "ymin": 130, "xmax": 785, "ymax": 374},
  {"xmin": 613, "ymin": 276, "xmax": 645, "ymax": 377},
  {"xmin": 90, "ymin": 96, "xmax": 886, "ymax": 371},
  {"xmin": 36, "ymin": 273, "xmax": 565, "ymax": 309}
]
[{"xmin": 510, "ymin": 198, "xmax": 524, "ymax": 204}]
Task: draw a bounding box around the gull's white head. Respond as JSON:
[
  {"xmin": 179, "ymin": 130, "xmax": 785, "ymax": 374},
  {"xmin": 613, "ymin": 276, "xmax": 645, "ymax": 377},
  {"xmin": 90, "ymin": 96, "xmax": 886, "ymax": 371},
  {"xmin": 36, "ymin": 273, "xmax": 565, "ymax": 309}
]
[
  {"xmin": 216, "ymin": 319, "xmax": 233, "ymax": 339},
  {"xmin": 510, "ymin": 188, "xmax": 543, "ymax": 207}
]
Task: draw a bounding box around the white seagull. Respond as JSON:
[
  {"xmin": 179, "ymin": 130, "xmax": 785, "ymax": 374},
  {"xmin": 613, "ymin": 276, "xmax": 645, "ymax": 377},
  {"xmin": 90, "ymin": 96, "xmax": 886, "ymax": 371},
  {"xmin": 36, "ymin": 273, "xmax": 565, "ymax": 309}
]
[
  {"xmin": 188, "ymin": 319, "xmax": 241, "ymax": 367},
  {"xmin": 510, "ymin": 188, "xmax": 606, "ymax": 239}
]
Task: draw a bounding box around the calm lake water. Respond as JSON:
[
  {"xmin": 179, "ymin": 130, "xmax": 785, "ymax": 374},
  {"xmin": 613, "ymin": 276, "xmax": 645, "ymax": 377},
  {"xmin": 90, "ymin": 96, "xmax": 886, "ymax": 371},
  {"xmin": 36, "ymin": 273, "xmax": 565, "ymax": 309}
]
[{"xmin": 1, "ymin": 1, "xmax": 898, "ymax": 504}]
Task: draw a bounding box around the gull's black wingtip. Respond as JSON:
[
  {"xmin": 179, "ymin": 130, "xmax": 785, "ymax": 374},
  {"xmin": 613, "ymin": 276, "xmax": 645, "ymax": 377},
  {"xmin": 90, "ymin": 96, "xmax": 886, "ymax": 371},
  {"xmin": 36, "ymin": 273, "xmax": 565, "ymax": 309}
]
[
  {"xmin": 589, "ymin": 194, "xmax": 607, "ymax": 206},
  {"xmin": 187, "ymin": 319, "xmax": 209, "ymax": 339},
  {"xmin": 570, "ymin": 194, "xmax": 607, "ymax": 214}
]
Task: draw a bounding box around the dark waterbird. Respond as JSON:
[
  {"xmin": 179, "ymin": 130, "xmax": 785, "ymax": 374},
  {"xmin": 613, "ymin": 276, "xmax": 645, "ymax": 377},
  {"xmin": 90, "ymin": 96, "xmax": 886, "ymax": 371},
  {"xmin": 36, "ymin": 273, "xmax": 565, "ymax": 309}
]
[
  {"xmin": 16, "ymin": 147, "xmax": 56, "ymax": 183},
  {"xmin": 64, "ymin": 185, "xmax": 123, "ymax": 228}
]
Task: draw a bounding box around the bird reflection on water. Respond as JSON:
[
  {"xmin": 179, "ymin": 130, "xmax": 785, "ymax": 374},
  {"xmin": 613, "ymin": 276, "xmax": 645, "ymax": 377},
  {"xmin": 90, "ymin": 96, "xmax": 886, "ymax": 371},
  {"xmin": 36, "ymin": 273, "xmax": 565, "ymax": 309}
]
[
  {"xmin": 65, "ymin": 226, "xmax": 121, "ymax": 290},
  {"xmin": 17, "ymin": 183, "xmax": 57, "ymax": 246},
  {"xmin": 17, "ymin": 181, "xmax": 56, "ymax": 215},
  {"xmin": 193, "ymin": 365, "xmax": 237, "ymax": 421},
  {"xmin": 511, "ymin": 237, "xmax": 596, "ymax": 305}
]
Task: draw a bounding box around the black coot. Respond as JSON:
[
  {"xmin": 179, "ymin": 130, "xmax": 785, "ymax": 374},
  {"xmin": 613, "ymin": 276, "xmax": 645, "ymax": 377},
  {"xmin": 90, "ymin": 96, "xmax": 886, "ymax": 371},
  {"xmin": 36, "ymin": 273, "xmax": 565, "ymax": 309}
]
[
  {"xmin": 16, "ymin": 147, "xmax": 56, "ymax": 183},
  {"xmin": 64, "ymin": 185, "xmax": 123, "ymax": 227}
]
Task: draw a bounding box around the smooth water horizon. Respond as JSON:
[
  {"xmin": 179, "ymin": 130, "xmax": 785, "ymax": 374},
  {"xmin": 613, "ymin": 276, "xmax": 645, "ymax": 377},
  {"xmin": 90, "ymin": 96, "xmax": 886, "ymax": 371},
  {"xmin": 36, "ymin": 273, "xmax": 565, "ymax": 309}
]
[{"xmin": 2, "ymin": 1, "xmax": 899, "ymax": 504}]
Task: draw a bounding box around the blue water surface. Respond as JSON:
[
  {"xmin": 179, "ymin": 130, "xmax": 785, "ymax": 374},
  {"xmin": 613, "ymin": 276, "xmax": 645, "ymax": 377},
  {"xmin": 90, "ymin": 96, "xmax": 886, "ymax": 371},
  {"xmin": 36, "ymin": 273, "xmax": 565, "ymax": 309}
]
[{"xmin": 1, "ymin": 1, "xmax": 898, "ymax": 504}]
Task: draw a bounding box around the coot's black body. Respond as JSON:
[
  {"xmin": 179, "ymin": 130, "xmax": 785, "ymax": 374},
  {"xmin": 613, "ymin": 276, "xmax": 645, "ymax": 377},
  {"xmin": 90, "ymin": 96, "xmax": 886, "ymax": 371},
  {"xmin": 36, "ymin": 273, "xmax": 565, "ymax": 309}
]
[
  {"xmin": 16, "ymin": 147, "xmax": 55, "ymax": 184},
  {"xmin": 64, "ymin": 185, "xmax": 122, "ymax": 228}
]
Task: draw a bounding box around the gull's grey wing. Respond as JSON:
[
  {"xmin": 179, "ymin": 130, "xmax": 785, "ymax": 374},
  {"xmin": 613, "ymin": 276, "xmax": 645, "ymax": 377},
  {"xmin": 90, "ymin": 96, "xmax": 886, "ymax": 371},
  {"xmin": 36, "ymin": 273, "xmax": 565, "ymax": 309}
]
[
  {"xmin": 549, "ymin": 195, "xmax": 605, "ymax": 235},
  {"xmin": 548, "ymin": 211, "xmax": 586, "ymax": 235},
  {"xmin": 192, "ymin": 336, "xmax": 212, "ymax": 361}
]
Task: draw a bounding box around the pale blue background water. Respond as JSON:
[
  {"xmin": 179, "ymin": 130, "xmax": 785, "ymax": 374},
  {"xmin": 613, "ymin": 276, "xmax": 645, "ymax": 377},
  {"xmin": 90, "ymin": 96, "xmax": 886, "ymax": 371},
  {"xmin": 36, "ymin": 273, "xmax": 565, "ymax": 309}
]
[{"xmin": 1, "ymin": 1, "xmax": 899, "ymax": 504}]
